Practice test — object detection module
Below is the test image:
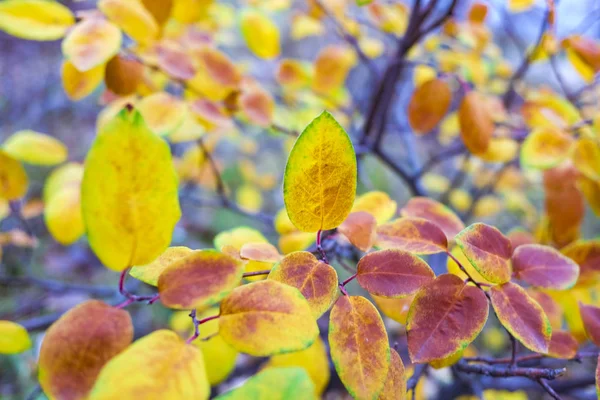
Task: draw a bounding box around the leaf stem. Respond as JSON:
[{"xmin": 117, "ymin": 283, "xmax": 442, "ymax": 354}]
[
  {"xmin": 242, "ymin": 269, "xmax": 272, "ymax": 278},
  {"xmin": 316, "ymin": 229, "xmax": 329, "ymax": 264}
]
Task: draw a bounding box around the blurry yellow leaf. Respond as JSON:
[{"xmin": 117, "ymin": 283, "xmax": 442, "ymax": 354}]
[
  {"xmin": 521, "ymin": 128, "xmax": 574, "ymax": 169},
  {"xmin": 61, "ymin": 60, "xmax": 105, "ymax": 101},
  {"xmin": 0, "ymin": 0, "xmax": 74, "ymax": 41},
  {"xmin": 473, "ymin": 195, "xmax": 502, "ymax": 218},
  {"xmin": 421, "ymin": 174, "xmax": 450, "ymax": 193},
  {"xmin": 449, "ymin": 189, "xmax": 472, "ymax": 212},
  {"xmin": 43, "ymin": 162, "xmax": 83, "ymax": 202},
  {"xmin": 187, "ymin": 47, "xmax": 241, "ymax": 101},
  {"xmin": 45, "ymin": 186, "xmax": 84, "ymax": 245},
  {"xmin": 408, "ymin": 78, "xmax": 452, "ymax": 135},
  {"xmin": 0, "ymin": 321, "xmax": 31, "ymax": 354},
  {"xmin": 477, "ymin": 137, "xmax": 519, "ymax": 163},
  {"xmin": 359, "ymin": 37, "xmax": 384, "ymax": 59},
  {"xmin": 98, "ymin": 0, "xmax": 158, "ymax": 45},
  {"xmin": 3, "ymin": 130, "xmax": 67, "ymax": 166},
  {"xmin": 563, "ymin": 36, "xmax": 600, "ymax": 83},
  {"xmin": 216, "ymin": 367, "xmax": 315, "ymax": 399},
  {"xmin": 291, "ymin": 13, "xmax": 324, "ymax": 39},
  {"xmin": 279, "ymin": 231, "xmax": 315, "ymax": 254},
  {"xmin": 459, "ymin": 91, "xmax": 494, "ymax": 154},
  {"xmin": 573, "ymin": 137, "xmax": 600, "ymax": 181},
  {"xmin": 62, "ymin": 18, "xmax": 122, "ymax": 72},
  {"xmin": 214, "ymin": 226, "xmax": 268, "ymax": 251},
  {"xmin": 579, "ymin": 176, "xmax": 600, "ymax": 216},
  {"xmin": 240, "ymin": 9, "xmax": 280, "ymax": 59},
  {"xmin": 82, "ymin": 108, "xmax": 181, "ymax": 271},
  {"xmin": 236, "ymin": 184, "xmax": 263, "ymax": 213},
  {"xmin": 508, "ymin": 0, "xmax": 535, "ymax": 12},
  {"xmin": 262, "ymin": 337, "xmax": 330, "ymax": 395},
  {"xmin": 413, "ymin": 65, "xmax": 437, "ymax": 87},
  {"xmin": 276, "ymin": 59, "xmax": 310, "ymax": 88},
  {"xmin": 240, "ymin": 86, "xmax": 275, "ymax": 128},
  {"xmin": 312, "ymin": 46, "xmax": 355, "ymax": 94},
  {"xmin": 141, "ymin": 0, "xmax": 173, "ymax": 26},
  {"xmin": 0, "ymin": 150, "xmax": 28, "ymax": 200},
  {"xmin": 284, "ymin": 111, "xmax": 357, "ymax": 232},
  {"xmin": 172, "ymin": 0, "xmax": 213, "ymax": 24},
  {"xmin": 138, "ymin": 92, "xmax": 188, "ymax": 136},
  {"xmin": 352, "ymin": 191, "xmax": 397, "ymax": 224},
  {"xmin": 90, "ymin": 330, "xmax": 209, "ymax": 399}
]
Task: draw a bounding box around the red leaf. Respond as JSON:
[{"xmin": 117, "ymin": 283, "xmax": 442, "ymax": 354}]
[
  {"xmin": 490, "ymin": 282, "xmax": 552, "ymax": 353},
  {"xmin": 338, "ymin": 211, "xmax": 377, "ymax": 252},
  {"xmin": 375, "ymin": 217, "xmax": 448, "ymax": 255},
  {"xmin": 407, "ymin": 274, "xmax": 488, "ymax": 363},
  {"xmin": 547, "ymin": 330, "xmax": 578, "ymax": 359},
  {"xmin": 400, "ymin": 197, "xmax": 464, "ymax": 239},
  {"xmin": 357, "ymin": 249, "xmax": 435, "ymax": 298},
  {"xmin": 512, "ymin": 244, "xmax": 579, "ymax": 290},
  {"xmin": 455, "ymin": 223, "xmax": 512, "ymax": 284}
]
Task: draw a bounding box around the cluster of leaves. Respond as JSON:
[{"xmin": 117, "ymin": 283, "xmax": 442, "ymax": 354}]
[{"xmin": 1, "ymin": 0, "xmax": 600, "ymax": 399}]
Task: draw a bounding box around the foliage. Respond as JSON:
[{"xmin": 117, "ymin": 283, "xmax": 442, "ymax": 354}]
[{"xmin": 0, "ymin": 0, "xmax": 600, "ymax": 399}]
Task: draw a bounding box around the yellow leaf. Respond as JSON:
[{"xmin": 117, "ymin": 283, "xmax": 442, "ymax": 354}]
[
  {"xmin": 43, "ymin": 162, "xmax": 83, "ymax": 202},
  {"xmin": 240, "ymin": 9, "xmax": 280, "ymax": 59},
  {"xmin": 130, "ymin": 246, "xmax": 193, "ymax": 286},
  {"xmin": 477, "ymin": 137, "xmax": 519, "ymax": 163},
  {"xmin": 89, "ymin": 330, "xmax": 210, "ymax": 399},
  {"xmin": 0, "ymin": 0, "xmax": 74, "ymax": 41},
  {"xmin": 219, "ymin": 280, "xmax": 319, "ymax": 356},
  {"xmin": 172, "ymin": 0, "xmax": 213, "ymax": 23},
  {"xmin": 3, "ymin": 130, "xmax": 67, "ymax": 166},
  {"xmin": 0, "ymin": 321, "xmax": 31, "ymax": 354},
  {"xmin": 82, "ymin": 107, "xmax": 181, "ymax": 271},
  {"xmin": 45, "ymin": 186, "xmax": 84, "ymax": 245},
  {"xmin": 215, "ymin": 367, "xmax": 316, "ymax": 399},
  {"xmin": 137, "ymin": 92, "xmax": 188, "ymax": 137},
  {"xmin": 521, "ymin": 128, "xmax": 574, "ymax": 169},
  {"xmin": 193, "ymin": 308, "xmax": 238, "ymax": 386},
  {"xmin": 284, "ymin": 111, "xmax": 357, "ymax": 232},
  {"xmin": 213, "ymin": 226, "xmax": 268, "ymax": 252},
  {"xmin": 0, "ymin": 150, "xmax": 28, "ymax": 200},
  {"xmin": 573, "ymin": 137, "xmax": 600, "ymax": 181},
  {"xmin": 352, "ymin": 191, "xmax": 398, "ymax": 224},
  {"xmin": 278, "ymin": 231, "xmax": 315, "ymax": 254},
  {"xmin": 62, "ymin": 18, "xmax": 122, "ymax": 72},
  {"xmin": 312, "ymin": 46, "xmax": 355, "ymax": 94},
  {"xmin": 61, "ymin": 60, "xmax": 105, "ymax": 101},
  {"xmin": 508, "ymin": 0, "xmax": 535, "ymax": 12},
  {"xmin": 291, "ymin": 13, "xmax": 324, "ymax": 40},
  {"xmin": 262, "ymin": 337, "xmax": 330, "ymax": 395},
  {"xmin": 98, "ymin": 0, "xmax": 159, "ymax": 45}
]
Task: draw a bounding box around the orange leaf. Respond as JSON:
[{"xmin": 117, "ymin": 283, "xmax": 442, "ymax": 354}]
[
  {"xmin": 104, "ymin": 55, "xmax": 143, "ymax": 96},
  {"xmin": 158, "ymin": 250, "xmax": 244, "ymax": 309},
  {"xmin": 547, "ymin": 330, "xmax": 578, "ymax": 359},
  {"xmin": 458, "ymin": 91, "xmax": 494, "ymax": 154},
  {"xmin": 357, "ymin": 249, "xmax": 434, "ymax": 298},
  {"xmin": 329, "ymin": 296, "xmax": 390, "ymax": 399},
  {"xmin": 372, "ymin": 294, "xmax": 414, "ymax": 325},
  {"xmin": 376, "ymin": 217, "xmax": 448, "ymax": 255},
  {"xmin": 39, "ymin": 300, "xmax": 133, "ymax": 399},
  {"xmin": 268, "ymin": 251, "xmax": 338, "ymax": 318},
  {"xmin": 338, "ymin": 211, "xmax": 377, "ymax": 252},
  {"xmin": 407, "ymin": 274, "xmax": 488, "ymax": 363},
  {"xmin": 408, "ymin": 78, "xmax": 452, "ymax": 135},
  {"xmin": 491, "ymin": 282, "xmax": 552, "ymax": 353},
  {"xmin": 562, "ymin": 240, "xmax": 600, "ymax": 288}
]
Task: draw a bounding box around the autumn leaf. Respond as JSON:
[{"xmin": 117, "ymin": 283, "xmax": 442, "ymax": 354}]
[
  {"xmin": 89, "ymin": 330, "xmax": 209, "ymax": 400},
  {"xmin": 562, "ymin": 240, "xmax": 600, "ymax": 287},
  {"xmin": 400, "ymin": 197, "xmax": 464, "ymax": 239},
  {"xmin": 39, "ymin": 300, "xmax": 133, "ymax": 400},
  {"xmin": 0, "ymin": 321, "xmax": 31, "ymax": 354},
  {"xmin": 455, "ymin": 223, "xmax": 512, "ymax": 284},
  {"xmin": 129, "ymin": 246, "xmax": 192, "ymax": 286},
  {"xmin": 520, "ymin": 128, "xmax": 573, "ymax": 170},
  {"xmin": 371, "ymin": 294, "xmax": 414, "ymax": 325},
  {"xmin": 81, "ymin": 107, "xmax": 181, "ymax": 271},
  {"xmin": 62, "ymin": 18, "xmax": 122, "ymax": 72},
  {"xmin": 104, "ymin": 55, "xmax": 143, "ymax": 96},
  {"xmin": 0, "ymin": 150, "xmax": 28, "ymax": 200},
  {"xmin": 338, "ymin": 211, "xmax": 377, "ymax": 251},
  {"xmin": 377, "ymin": 349, "xmax": 406, "ymax": 400},
  {"xmin": 219, "ymin": 280, "xmax": 318, "ymax": 356},
  {"xmin": 491, "ymin": 282, "xmax": 552, "ymax": 353},
  {"xmin": 267, "ymin": 251, "xmax": 338, "ymax": 318},
  {"xmin": 0, "ymin": 0, "xmax": 74, "ymax": 41},
  {"xmin": 357, "ymin": 249, "xmax": 435, "ymax": 298},
  {"xmin": 458, "ymin": 91, "xmax": 494, "ymax": 154},
  {"xmin": 547, "ymin": 330, "xmax": 578, "ymax": 359},
  {"xmin": 61, "ymin": 60, "xmax": 105, "ymax": 101},
  {"xmin": 283, "ymin": 111, "xmax": 357, "ymax": 232},
  {"xmin": 137, "ymin": 92, "xmax": 188, "ymax": 137},
  {"xmin": 352, "ymin": 191, "xmax": 398, "ymax": 224},
  {"xmin": 572, "ymin": 137, "xmax": 600, "ymax": 181},
  {"xmin": 45, "ymin": 186, "xmax": 84, "ymax": 245},
  {"xmin": 579, "ymin": 302, "xmax": 600, "ymax": 346},
  {"xmin": 408, "ymin": 78, "xmax": 452, "ymax": 135},
  {"xmin": 329, "ymin": 296, "xmax": 390, "ymax": 400},
  {"xmin": 98, "ymin": 0, "xmax": 159, "ymax": 45},
  {"xmin": 407, "ymin": 274, "xmax": 488, "ymax": 363},
  {"xmin": 158, "ymin": 250, "xmax": 244, "ymax": 310},
  {"xmin": 215, "ymin": 368, "xmax": 316, "ymax": 400},
  {"xmin": 512, "ymin": 244, "xmax": 579, "ymax": 290},
  {"xmin": 375, "ymin": 217, "xmax": 448, "ymax": 255},
  {"xmin": 240, "ymin": 9, "xmax": 280, "ymax": 59},
  {"xmin": 3, "ymin": 130, "xmax": 67, "ymax": 166}
]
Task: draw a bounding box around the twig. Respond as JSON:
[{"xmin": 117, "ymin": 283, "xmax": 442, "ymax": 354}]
[
  {"xmin": 538, "ymin": 378, "xmax": 564, "ymax": 400},
  {"xmin": 0, "ymin": 275, "xmax": 116, "ymax": 297},
  {"xmin": 316, "ymin": 229, "xmax": 330, "ymax": 264},
  {"xmin": 186, "ymin": 311, "xmax": 219, "ymax": 344},
  {"xmin": 117, "ymin": 268, "xmax": 160, "ymax": 306},
  {"xmin": 412, "ymin": 144, "xmax": 466, "ymax": 180},
  {"xmin": 374, "ymin": 147, "xmax": 424, "ymax": 196},
  {"xmin": 407, "ymin": 363, "xmax": 429, "ymax": 399},
  {"xmin": 242, "ymin": 269, "xmax": 271, "ymax": 278},
  {"xmin": 455, "ymin": 360, "xmax": 565, "ymax": 380}
]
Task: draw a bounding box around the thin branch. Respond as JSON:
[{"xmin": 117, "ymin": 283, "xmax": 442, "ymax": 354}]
[
  {"xmin": 0, "ymin": 275, "xmax": 116, "ymax": 297},
  {"xmin": 242, "ymin": 269, "xmax": 272, "ymax": 278},
  {"xmin": 407, "ymin": 363, "xmax": 429, "ymax": 398},
  {"xmin": 412, "ymin": 144, "xmax": 466, "ymax": 180},
  {"xmin": 538, "ymin": 378, "xmax": 564, "ymax": 400},
  {"xmin": 455, "ymin": 360, "xmax": 565, "ymax": 380},
  {"xmin": 374, "ymin": 147, "xmax": 424, "ymax": 196},
  {"xmin": 316, "ymin": 229, "xmax": 330, "ymax": 264}
]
